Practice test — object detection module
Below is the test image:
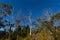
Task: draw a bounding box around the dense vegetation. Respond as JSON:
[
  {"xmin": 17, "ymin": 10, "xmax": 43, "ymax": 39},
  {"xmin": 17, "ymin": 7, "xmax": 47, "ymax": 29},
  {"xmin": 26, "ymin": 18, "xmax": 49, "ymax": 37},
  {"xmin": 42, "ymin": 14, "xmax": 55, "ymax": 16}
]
[{"xmin": 0, "ymin": 3, "xmax": 60, "ymax": 40}]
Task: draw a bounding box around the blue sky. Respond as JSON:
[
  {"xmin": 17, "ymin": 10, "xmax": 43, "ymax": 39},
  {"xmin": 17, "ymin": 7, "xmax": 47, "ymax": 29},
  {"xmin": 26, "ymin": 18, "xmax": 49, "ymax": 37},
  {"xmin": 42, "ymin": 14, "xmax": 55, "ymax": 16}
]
[
  {"xmin": 0, "ymin": 0, "xmax": 60, "ymax": 24},
  {"xmin": 0, "ymin": 0, "xmax": 60, "ymax": 30},
  {"xmin": 0, "ymin": 0, "xmax": 60, "ymax": 18}
]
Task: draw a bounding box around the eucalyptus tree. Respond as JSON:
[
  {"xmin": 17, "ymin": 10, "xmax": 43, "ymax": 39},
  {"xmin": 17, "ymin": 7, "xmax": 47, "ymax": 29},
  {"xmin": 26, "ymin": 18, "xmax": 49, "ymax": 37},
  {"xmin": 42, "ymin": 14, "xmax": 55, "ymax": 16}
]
[
  {"xmin": 37, "ymin": 17, "xmax": 44, "ymax": 33},
  {"xmin": 51, "ymin": 11, "xmax": 60, "ymax": 40},
  {"xmin": 0, "ymin": 3, "xmax": 14, "ymax": 40},
  {"xmin": 28, "ymin": 11, "xmax": 32, "ymax": 36},
  {"xmin": 36, "ymin": 9, "xmax": 57, "ymax": 40},
  {"xmin": 42, "ymin": 9, "xmax": 60, "ymax": 40}
]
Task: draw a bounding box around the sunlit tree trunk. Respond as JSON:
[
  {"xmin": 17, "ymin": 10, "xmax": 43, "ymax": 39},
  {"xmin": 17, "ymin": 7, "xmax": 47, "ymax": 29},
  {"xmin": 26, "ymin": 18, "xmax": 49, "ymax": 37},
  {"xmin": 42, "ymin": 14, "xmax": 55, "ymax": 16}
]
[{"xmin": 9, "ymin": 25, "xmax": 11, "ymax": 40}]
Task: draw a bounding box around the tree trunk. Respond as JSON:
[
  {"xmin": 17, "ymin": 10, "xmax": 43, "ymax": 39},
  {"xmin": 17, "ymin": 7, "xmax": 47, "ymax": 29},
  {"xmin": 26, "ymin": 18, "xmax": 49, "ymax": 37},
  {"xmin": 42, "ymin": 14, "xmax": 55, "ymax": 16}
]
[{"xmin": 9, "ymin": 25, "xmax": 11, "ymax": 40}]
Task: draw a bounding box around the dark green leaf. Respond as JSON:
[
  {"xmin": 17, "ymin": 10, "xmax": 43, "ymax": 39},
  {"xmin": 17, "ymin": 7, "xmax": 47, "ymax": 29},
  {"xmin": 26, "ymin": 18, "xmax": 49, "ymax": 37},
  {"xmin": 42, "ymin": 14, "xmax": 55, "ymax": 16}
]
[
  {"xmin": 5, "ymin": 9, "xmax": 11, "ymax": 14},
  {"xmin": 6, "ymin": 4, "xmax": 12, "ymax": 9}
]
